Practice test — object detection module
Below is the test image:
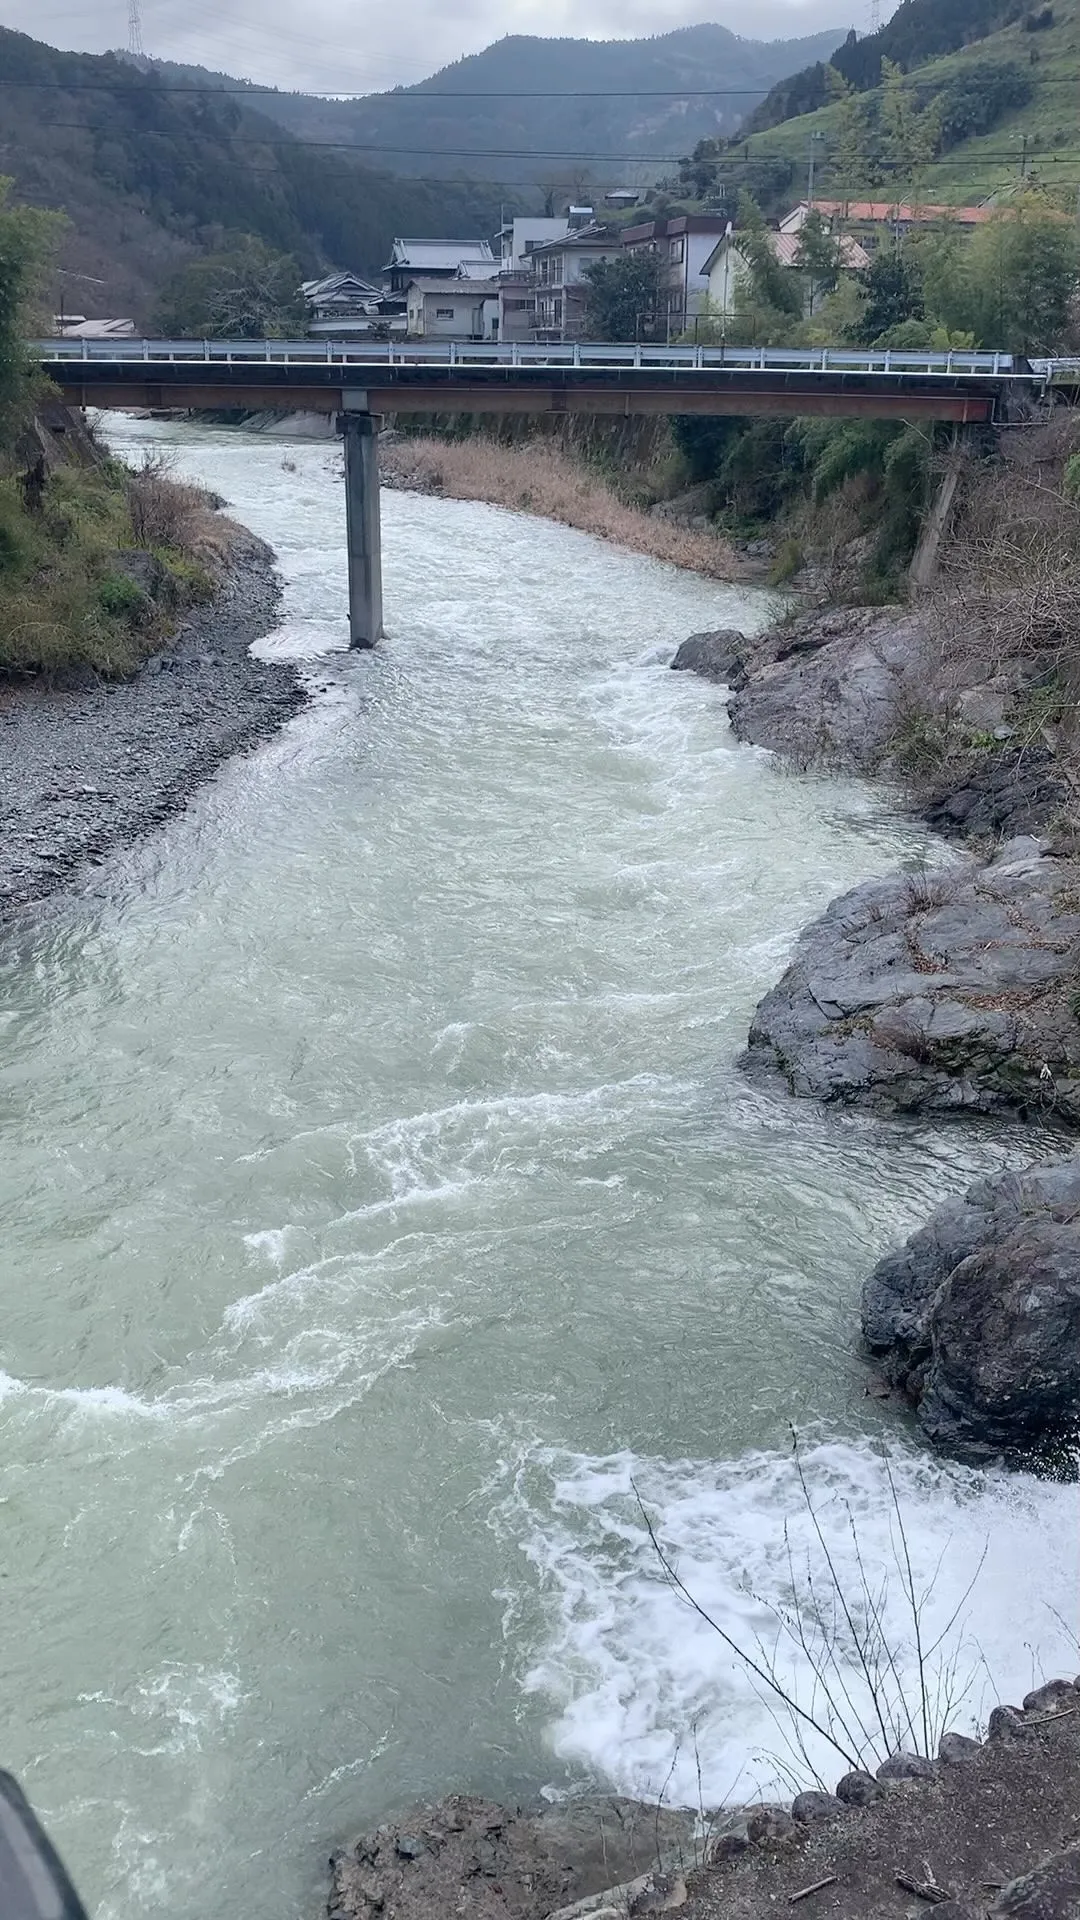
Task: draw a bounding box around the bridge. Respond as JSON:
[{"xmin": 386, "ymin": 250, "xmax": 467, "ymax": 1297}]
[{"xmin": 33, "ymin": 339, "xmax": 1058, "ymax": 647}]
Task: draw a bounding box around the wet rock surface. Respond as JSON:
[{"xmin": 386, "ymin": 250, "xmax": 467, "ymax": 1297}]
[
  {"xmin": 0, "ymin": 527, "xmax": 305, "ymax": 914},
  {"xmin": 743, "ymin": 838, "xmax": 1080, "ymax": 1125},
  {"xmin": 862, "ymin": 1155, "xmax": 1080, "ymax": 1462},
  {"xmin": 669, "ymin": 630, "xmax": 747, "ymax": 683},
  {"xmin": 327, "ymin": 1794, "xmax": 698, "ymax": 1920}
]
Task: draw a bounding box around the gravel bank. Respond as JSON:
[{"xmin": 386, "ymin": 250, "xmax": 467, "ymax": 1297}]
[{"xmin": 0, "ymin": 523, "xmax": 305, "ymax": 914}]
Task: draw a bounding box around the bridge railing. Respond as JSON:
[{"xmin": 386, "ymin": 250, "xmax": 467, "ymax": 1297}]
[{"xmin": 31, "ymin": 338, "xmax": 1026, "ymax": 380}]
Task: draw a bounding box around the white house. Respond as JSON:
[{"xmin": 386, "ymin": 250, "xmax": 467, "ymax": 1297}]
[
  {"xmin": 497, "ymin": 216, "xmax": 570, "ymax": 274},
  {"xmin": 703, "ymin": 227, "xmax": 870, "ymax": 321},
  {"xmin": 526, "ymin": 222, "xmax": 623, "ymax": 340},
  {"xmin": 405, "ymin": 277, "xmax": 500, "ymax": 340},
  {"xmin": 621, "ymin": 216, "xmax": 732, "ymax": 331}
]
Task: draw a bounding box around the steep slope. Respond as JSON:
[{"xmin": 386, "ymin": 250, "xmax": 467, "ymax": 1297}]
[
  {"xmin": 149, "ymin": 25, "xmax": 850, "ymax": 183},
  {"xmin": 0, "ymin": 27, "xmax": 505, "ymax": 324},
  {"xmin": 709, "ymin": 0, "xmax": 1080, "ymax": 207}
]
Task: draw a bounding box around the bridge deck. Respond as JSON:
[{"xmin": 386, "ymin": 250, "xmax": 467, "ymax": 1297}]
[{"xmin": 32, "ymin": 340, "xmax": 1039, "ymax": 424}]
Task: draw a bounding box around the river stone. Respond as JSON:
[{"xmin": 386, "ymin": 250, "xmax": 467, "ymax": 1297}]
[
  {"xmin": 990, "ymin": 1844, "xmax": 1080, "ymax": 1917},
  {"xmin": 791, "ymin": 1791, "xmax": 842, "ymax": 1824},
  {"xmin": 328, "ymin": 1794, "xmax": 698, "ymax": 1920},
  {"xmin": 1024, "ymin": 1681, "xmax": 1080, "ymax": 1715},
  {"xmin": 939, "ymin": 1732, "xmax": 982, "ymax": 1764},
  {"xmin": 877, "ymin": 1751, "xmax": 938, "ymax": 1783},
  {"xmin": 835, "ymin": 1769, "xmax": 884, "ymax": 1805},
  {"xmin": 743, "ymin": 840, "xmax": 1080, "ymax": 1127},
  {"xmin": 862, "ymin": 1156, "xmax": 1080, "ymax": 1463},
  {"xmin": 989, "ymin": 1706, "xmax": 1031, "ymax": 1742},
  {"xmin": 670, "ymin": 629, "xmax": 747, "ymax": 683}
]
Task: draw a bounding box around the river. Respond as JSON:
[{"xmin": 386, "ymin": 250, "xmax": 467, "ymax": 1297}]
[{"xmin": 1, "ymin": 416, "xmax": 1077, "ymax": 1920}]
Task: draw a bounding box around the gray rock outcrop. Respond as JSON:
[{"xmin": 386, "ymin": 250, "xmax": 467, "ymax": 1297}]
[
  {"xmin": 670, "ymin": 630, "xmax": 747, "ymax": 683},
  {"xmin": 862, "ymin": 1155, "xmax": 1080, "ymax": 1462},
  {"xmin": 327, "ymin": 1794, "xmax": 698, "ymax": 1920},
  {"xmin": 744, "ymin": 839, "xmax": 1080, "ymax": 1125},
  {"xmin": 726, "ymin": 605, "xmax": 929, "ymax": 771}
]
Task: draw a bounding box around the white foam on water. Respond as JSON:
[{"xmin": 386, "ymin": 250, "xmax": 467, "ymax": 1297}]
[{"xmin": 509, "ymin": 1438, "xmax": 1080, "ymax": 1807}]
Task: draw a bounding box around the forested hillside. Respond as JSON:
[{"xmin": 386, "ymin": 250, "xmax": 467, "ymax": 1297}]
[
  {"xmin": 147, "ymin": 24, "xmax": 848, "ymax": 185},
  {"xmin": 676, "ymin": 0, "xmax": 1080, "ymax": 215},
  {"xmin": 0, "ymin": 27, "xmax": 505, "ymax": 325}
]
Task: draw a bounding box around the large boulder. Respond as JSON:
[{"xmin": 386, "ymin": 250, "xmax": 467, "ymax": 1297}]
[
  {"xmin": 327, "ymin": 1794, "xmax": 698, "ymax": 1920},
  {"xmin": 726, "ymin": 605, "xmax": 929, "ymax": 770},
  {"xmin": 862, "ymin": 1156, "xmax": 1080, "ymax": 1463},
  {"xmin": 744, "ymin": 839, "xmax": 1080, "ymax": 1124},
  {"xmin": 670, "ymin": 629, "xmax": 747, "ymax": 683}
]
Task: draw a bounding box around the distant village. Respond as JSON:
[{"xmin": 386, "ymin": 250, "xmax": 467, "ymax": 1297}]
[{"xmin": 55, "ymin": 196, "xmax": 996, "ymax": 347}]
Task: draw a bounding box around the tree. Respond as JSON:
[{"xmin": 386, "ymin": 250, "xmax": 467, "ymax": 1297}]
[
  {"xmin": 582, "ymin": 249, "xmax": 667, "ymax": 342},
  {"xmin": 853, "ymin": 250, "xmax": 925, "ymax": 343},
  {"xmin": 963, "ymin": 195, "xmax": 1080, "ymax": 353},
  {"xmin": 879, "ymin": 58, "xmax": 941, "ymax": 183},
  {"xmin": 156, "ymin": 235, "xmax": 305, "ymax": 338},
  {"xmin": 0, "ymin": 179, "xmax": 65, "ymax": 434},
  {"xmin": 727, "ymin": 193, "xmax": 804, "ymax": 345},
  {"xmin": 796, "ymin": 211, "xmax": 846, "ymax": 314}
]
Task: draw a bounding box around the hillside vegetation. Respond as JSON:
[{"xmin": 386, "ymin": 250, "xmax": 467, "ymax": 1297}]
[
  {"xmin": 147, "ymin": 24, "xmax": 848, "ymax": 187},
  {"xmin": 682, "ymin": 0, "xmax": 1080, "ymax": 213},
  {"xmin": 0, "ymin": 26, "xmax": 505, "ymax": 324}
]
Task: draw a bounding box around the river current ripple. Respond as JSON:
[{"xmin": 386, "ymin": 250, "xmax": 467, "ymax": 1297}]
[{"xmin": 0, "ymin": 415, "xmax": 1076, "ymax": 1920}]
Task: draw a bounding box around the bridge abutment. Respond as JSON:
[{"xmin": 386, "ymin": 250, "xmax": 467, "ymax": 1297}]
[{"xmin": 339, "ymin": 407, "xmax": 383, "ymax": 649}]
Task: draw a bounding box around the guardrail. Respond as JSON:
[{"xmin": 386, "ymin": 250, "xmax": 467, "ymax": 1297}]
[{"xmin": 31, "ymin": 339, "xmax": 1027, "ymax": 380}]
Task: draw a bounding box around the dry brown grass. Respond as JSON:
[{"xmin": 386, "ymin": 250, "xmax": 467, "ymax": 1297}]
[
  {"xmin": 381, "ymin": 435, "xmax": 744, "ymax": 580},
  {"xmin": 127, "ymin": 452, "xmax": 215, "ymax": 554}
]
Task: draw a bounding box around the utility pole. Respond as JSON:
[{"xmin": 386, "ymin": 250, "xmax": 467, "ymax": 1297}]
[
  {"xmin": 128, "ymin": 0, "xmax": 145, "ymax": 61},
  {"xmin": 807, "ymin": 130, "xmax": 824, "ymax": 211},
  {"xmin": 1020, "ymin": 131, "xmax": 1029, "ymax": 178}
]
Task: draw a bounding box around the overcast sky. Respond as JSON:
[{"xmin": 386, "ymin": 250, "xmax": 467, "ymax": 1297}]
[{"xmin": 3, "ymin": 0, "xmax": 859, "ymax": 92}]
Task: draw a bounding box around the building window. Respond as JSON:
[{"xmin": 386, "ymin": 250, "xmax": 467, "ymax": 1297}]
[
  {"xmin": 435, "ymin": 307, "xmax": 455, "ymax": 319},
  {"xmin": 669, "ymin": 236, "xmax": 685, "ymax": 263}
]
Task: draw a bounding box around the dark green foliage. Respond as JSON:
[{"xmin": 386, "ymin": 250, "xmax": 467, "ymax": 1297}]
[
  {"xmin": 854, "ymin": 252, "xmax": 925, "ymax": 344},
  {"xmin": 583, "ymin": 250, "xmax": 667, "ymax": 343},
  {"xmin": 933, "ymin": 61, "xmax": 1033, "ymax": 144},
  {"xmin": 156, "ymin": 237, "xmax": 304, "ymax": 337},
  {"xmin": 0, "ymin": 23, "xmax": 507, "ymax": 291},
  {"xmin": 0, "ymin": 178, "xmax": 64, "ymax": 433},
  {"xmin": 747, "ymin": 0, "xmax": 1030, "ymax": 151},
  {"xmin": 97, "ymin": 571, "xmax": 147, "ymax": 618},
  {"xmin": 676, "ymin": 147, "xmax": 797, "ymax": 220}
]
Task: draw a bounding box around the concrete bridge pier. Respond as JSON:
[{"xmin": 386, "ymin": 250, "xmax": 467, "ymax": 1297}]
[{"xmin": 339, "ymin": 402, "xmax": 383, "ymax": 648}]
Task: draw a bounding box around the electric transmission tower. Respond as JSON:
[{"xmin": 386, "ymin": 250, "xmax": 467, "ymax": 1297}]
[
  {"xmin": 869, "ymin": 0, "xmax": 882, "ymax": 29},
  {"xmin": 128, "ymin": 0, "xmax": 145, "ymax": 61}
]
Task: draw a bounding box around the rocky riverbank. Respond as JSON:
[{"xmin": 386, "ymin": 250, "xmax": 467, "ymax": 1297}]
[
  {"xmin": 326, "ymin": 1682, "xmax": 1080, "ymax": 1919},
  {"xmin": 0, "ymin": 520, "xmax": 303, "ymax": 913}
]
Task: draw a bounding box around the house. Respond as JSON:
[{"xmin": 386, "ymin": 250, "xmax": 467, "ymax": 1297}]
[
  {"xmin": 405, "ymin": 277, "xmax": 500, "ymax": 341},
  {"xmin": 497, "ymin": 216, "xmax": 570, "ymax": 274},
  {"xmin": 604, "ymin": 188, "xmax": 644, "ymax": 210},
  {"xmin": 300, "ymin": 270, "xmax": 383, "ymax": 334},
  {"xmin": 383, "ymin": 238, "xmax": 496, "ymax": 295},
  {"xmin": 703, "ymin": 227, "xmax": 871, "ymax": 322},
  {"xmin": 620, "ymin": 216, "xmax": 733, "ymax": 333},
  {"xmin": 526, "ymin": 222, "xmax": 622, "ymax": 341},
  {"xmin": 779, "ymin": 200, "xmax": 995, "ymax": 240}
]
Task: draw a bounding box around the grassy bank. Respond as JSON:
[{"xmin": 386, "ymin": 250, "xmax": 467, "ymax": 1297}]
[
  {"xmin": 380, "ymin": 434, "xmax": 747, "ymax": 581},
  {"xmin": 0, "ymin": 413, "xmax": 226, "ymax": 681}
]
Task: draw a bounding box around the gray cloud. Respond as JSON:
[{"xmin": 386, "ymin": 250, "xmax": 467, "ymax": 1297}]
[{"xmin": 9, "ymin": 0, "xmax": 856, "ymax": 91}]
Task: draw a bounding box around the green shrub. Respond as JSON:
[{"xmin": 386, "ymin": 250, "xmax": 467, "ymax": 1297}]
[
  {"xmin": 97, "ymin": 572, "xmax": 148, "ymax": 619},
  {"xmin": 769, "ymin": 536, "xmax": 804, "ymax": 585}
]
